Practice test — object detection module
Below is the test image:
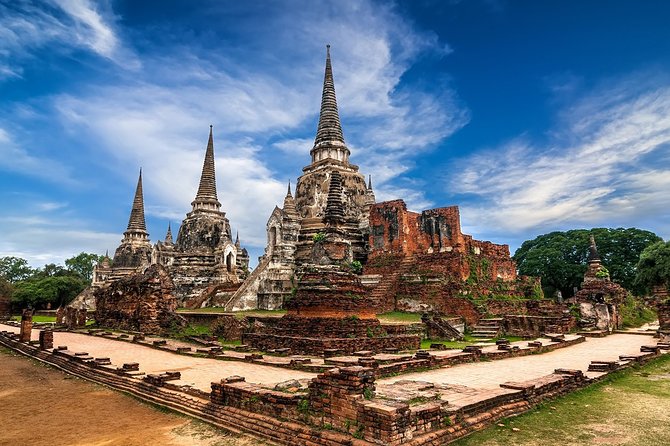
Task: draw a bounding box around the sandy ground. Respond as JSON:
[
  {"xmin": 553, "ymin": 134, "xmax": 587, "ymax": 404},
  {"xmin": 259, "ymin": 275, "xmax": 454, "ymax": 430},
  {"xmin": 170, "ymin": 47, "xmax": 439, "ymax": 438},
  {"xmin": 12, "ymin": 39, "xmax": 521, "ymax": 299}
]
[
  {"xmin": 0, "ymin": 347, "xmax": 268, "ymax": 446},
  {"xmin": 1, "ymin": 325, "xmax": 314, "ymax": 391},
  {"xmin": 380, "ymin": 333, "xmax": 656, "ymax": 388}
]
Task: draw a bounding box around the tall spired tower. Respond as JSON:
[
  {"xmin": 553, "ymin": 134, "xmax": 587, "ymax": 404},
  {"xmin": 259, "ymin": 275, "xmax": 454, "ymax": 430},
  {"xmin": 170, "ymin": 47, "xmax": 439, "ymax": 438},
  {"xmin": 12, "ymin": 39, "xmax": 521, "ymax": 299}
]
[
  {"xmin": 112, "ymin": 169, "xmax": 152, "ymax": 268},
  {"xmin": 168, "ymin": 126, "xmax": 250, "ymax": 304},
  {"xmin": 226, "ymin": 45, "xmax": 375, "ymax": 311},
  {"xmin": 294, "ymin": 45, "xmax": 375, "ymax": 262}
]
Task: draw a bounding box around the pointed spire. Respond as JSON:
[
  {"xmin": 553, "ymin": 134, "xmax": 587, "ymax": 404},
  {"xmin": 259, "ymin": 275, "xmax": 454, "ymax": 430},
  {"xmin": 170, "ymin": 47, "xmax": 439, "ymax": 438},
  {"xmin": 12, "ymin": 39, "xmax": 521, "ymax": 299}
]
[
  {"xmin": 165, "ymin": 222, "xmax": 173, "ymax": 244},
  {"xmin": 125, "ymin": 169, "xmax": 148, "ymax": 234},
  {"xmin": 283, "ymin": 180, "xmax": 298, "ymax": 217},
  {"xmin": 191, "ymin": 125, "xmax": 222, "ymax": 212},
  {"xmin": 368, "ymin": 175, "xmax": 372, "ymax": 190},
  {"xmin": 324, "ymin": 170, "xmax": 345, "ymax": 225},
  {"xmin": 310, "ymin": 45, "xmax": 350, "ymax": 164},
  {"xmin": 235, "ymin": 231, "xmax": 240, "ymax": 247},
  {"xmin": 101, "ymin": 251, "xmax": 111, "ymax": 268},
  {"xmin": 588, "ymin": 234, "xmax": 601, "ymax": 262}
]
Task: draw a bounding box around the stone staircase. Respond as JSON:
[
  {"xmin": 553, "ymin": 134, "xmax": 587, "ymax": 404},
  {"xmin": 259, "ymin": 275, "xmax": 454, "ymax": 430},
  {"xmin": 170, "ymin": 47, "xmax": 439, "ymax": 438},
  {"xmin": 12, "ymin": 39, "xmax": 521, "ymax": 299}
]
[
  {"xmin": 368, "ymin": 256, "xmax": 416, "ymax": 304},
  {"xmin": 470, "ymin": 318, "xmax": 503, "ymax": 339},
  {"xmin": 223, "ymin": 256, "xmax": 271, "ymax": 311}
]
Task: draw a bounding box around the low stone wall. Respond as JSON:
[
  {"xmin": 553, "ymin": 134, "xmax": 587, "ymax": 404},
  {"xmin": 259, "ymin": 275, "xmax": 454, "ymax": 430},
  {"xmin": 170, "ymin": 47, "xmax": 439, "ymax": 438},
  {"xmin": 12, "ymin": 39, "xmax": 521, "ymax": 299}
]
[
  {"xmin": 1, "ymin": 328, "xmax": 665, "ymax": 446},
  {"xmin": 502, "ymin": 315, "xmax": 575, "ymax": 337},
  {"xmin": 657, "ymin": 302, "xmax": 670, "ymax": 332},
  {"xmin": 242, "ymin": 332, "xmax": 421, "ymax": 356}
]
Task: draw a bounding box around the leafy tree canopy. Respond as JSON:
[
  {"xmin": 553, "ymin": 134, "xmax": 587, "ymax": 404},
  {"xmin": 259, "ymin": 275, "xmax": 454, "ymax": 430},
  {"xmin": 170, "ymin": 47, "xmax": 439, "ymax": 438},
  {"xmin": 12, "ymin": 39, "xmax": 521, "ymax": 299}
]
[
  {"xmin": 11, "ymin": 275, "xmax": 86, "ymax": 309},
  {"xmin": 65, "ymin": 252, "xmax": 105, "ymax": 281},
  {"xmin": 634, "ymin": 240, "xmax": 670, "ymax": 294},
  {"xmin": 0, "ymin": 256, "xmax": 35, "ymax": 283},
  {"xmin": 513, "ymin": 228, "xmax": 662, "ymax": 297}
]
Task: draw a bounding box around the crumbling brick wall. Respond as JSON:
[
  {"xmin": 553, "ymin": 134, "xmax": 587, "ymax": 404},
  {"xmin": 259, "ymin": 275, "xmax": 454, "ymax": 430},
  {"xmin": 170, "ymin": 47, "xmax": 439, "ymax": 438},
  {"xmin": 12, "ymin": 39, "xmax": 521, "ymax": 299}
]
[
  {"xmin": 95, "ymin": 265, "xmax": 181, "ymax": 334},
  {"xmin": 0, "ymin": 294, "xmax": 10, "ymax": 320}
]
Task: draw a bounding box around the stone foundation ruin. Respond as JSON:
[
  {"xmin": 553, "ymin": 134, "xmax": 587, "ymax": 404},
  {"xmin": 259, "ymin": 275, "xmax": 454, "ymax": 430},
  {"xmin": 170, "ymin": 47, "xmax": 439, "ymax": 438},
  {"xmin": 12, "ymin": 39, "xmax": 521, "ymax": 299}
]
[{"xmin": 95, "ymin": 265, "xmax": 184, "ymax": 334}]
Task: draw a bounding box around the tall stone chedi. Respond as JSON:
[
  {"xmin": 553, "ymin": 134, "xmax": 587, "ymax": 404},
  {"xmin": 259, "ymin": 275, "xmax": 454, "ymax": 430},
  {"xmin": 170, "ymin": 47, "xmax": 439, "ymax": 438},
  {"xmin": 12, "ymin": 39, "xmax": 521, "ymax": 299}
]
[
  {"xmin": 157, "ymin": 126, "xmax": 250, "ymax": 304},
  {"xmin": 227, "ymin": 46, "xmax": 374, "ymax": 310},
  {"xmin": 91, "ymin": 127, "xmax": 250, "ymax": 307}
]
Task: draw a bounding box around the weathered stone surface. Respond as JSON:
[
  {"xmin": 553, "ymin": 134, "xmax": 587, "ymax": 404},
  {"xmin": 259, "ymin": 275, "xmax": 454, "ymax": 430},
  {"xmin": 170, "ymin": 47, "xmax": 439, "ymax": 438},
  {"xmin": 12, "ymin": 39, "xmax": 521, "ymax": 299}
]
[
  {"xmin": 0, "ymin": 292, "xmax": 10, "ymax": 320},
  {"xmin": 95, "ymin": 265, "xmax": 183, "ymax": 334},
  {"xmin": 89, "ymin": 128, "xmax": 250, "ymax": 308},
  {"xmin": 573, "ymin": 236, "xmax": 626, "ymax": 332},
  {"xmin": 19, "ymin": 309, "xmax": 32, "ymax": 342}
]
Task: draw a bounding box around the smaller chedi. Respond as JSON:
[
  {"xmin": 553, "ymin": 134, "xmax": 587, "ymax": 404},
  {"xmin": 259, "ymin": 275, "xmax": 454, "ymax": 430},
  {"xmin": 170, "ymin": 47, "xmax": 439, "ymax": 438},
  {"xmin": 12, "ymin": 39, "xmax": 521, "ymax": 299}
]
[
  {"xmin": 573, "ymin": 235, "xmax": 626, "ymax": 332},
  {"xmin": 87, "ymin": 126, "xmax": 249, "ymax": 308}
]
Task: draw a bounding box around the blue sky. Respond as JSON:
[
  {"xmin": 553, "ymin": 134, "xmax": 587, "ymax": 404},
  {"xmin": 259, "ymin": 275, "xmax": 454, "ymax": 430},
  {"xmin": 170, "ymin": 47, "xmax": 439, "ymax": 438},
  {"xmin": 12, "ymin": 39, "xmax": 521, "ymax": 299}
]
[{"xmin": 1, "ymin": 0, "xmax": 669, "ymax": 268}]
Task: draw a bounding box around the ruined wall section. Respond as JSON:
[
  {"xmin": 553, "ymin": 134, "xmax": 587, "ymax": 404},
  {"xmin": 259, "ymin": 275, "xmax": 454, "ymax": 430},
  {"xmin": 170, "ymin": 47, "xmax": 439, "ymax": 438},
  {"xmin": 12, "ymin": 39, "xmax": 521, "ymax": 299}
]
[
  {"xmin": 365, "ymin": 200, "xmax": 542, "ymax": 323},
  {"xmin": 95, "ymin": 265, "xmax": 181, "ymax": 334}
]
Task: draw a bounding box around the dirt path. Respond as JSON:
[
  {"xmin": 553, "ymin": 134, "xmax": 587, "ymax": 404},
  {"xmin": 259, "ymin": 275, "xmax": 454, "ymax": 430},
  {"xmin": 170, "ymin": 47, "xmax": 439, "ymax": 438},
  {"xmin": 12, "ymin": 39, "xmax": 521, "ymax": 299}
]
[
  {"xmin": 0, "ymin": 348, "xmax": 267, "ymax": 446},
  {"xmin": 0, "ymin": 324, "xmax": 315, "ymax": 391}
]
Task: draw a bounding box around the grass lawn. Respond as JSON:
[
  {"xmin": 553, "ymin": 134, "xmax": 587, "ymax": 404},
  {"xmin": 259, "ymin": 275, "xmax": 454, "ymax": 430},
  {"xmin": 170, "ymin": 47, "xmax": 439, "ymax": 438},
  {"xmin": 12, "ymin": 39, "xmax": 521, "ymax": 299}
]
[
  {"xmin": 11, "ymin": 315, "xmax": 56, "ymax": 323},
  {"xmin": 176, "ymin": 308, "xmax": 286, "ymax": 318},
  {"xmin": 452, "ymin": 354, "xmax": 670, "ymax": 446},
  {"xmin": 377, "ymin": 311, "xmax": 423, "ymax": 324},
  {"xmin": 420, "ymin": 335, "xmax": 524, "ymax": 350}
]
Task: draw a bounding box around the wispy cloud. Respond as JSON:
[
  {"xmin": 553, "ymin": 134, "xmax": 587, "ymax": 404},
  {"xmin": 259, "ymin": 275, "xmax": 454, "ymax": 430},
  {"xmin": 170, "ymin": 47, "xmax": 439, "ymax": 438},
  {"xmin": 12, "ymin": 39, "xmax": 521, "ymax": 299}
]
[
  {"xmin": 452, "ymin": 73, "xmax": 670, "ymax": 241},
  {"xmin": 48, "ymin": 0, "xmax": 466, "ymax": 251},
  {"xmin": 0, "ymin": 0, "xmax": 138, "ymax": 79}
]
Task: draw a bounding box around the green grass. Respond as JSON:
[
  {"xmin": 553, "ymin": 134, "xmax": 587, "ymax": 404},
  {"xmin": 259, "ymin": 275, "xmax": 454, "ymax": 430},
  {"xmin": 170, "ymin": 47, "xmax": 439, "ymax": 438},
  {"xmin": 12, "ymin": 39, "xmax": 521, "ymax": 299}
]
[
  {"xmin": 377, "ymin": 311, "xmax": 423, "ymax": 323},
  {"xmin": 620, "ymin": 296, "xmax": 658, "ymax": 328},
  {"xmin": 11, "ymin": 315, "xmax": 56, "ymax": 323},
  {"xmin": 451, "ymin": 354, "xmax": 670, "ymax": 446},
  {"xmin": 176, "ymin": 308, "xmax": 286, "ymax": 319},
  {"xmin": 420, "ymin": 335, "xmax": 524, "ymax": 350},
  {"xmin": 169, "ymin": 323, "xmax": 212, "ymax": 340}
]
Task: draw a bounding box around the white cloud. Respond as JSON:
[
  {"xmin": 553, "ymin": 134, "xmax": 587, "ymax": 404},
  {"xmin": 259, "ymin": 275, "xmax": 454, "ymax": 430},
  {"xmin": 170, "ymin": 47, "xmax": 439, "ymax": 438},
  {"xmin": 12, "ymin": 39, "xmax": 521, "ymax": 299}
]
[
  {"xmin": 451, "ymin": 75, "xmax": 670, "ymax": 241},
  {"xmin": 0, "ymin": 0, "xmax": 139, "ymax": 78},
  {"xmin": 47, "ymin": 0, "xmax": 467, "ymax": 253}
]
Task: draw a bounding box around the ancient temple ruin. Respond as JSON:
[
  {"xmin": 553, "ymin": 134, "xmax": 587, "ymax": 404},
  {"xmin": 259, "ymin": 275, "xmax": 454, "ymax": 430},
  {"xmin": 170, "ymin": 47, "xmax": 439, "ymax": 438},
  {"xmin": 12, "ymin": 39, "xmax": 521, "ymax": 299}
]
[
  {"xmin": 89, "ymin": 126, "xmax": 249, "ymax": 307},
  {"xmin": 228, "ymin": 46, "xmax": 537, "ymax": 321},
  {"xmin": 573, "ymin": 235, "xmax": 626, "ymax": 332},
  {"xmin": 227, "ymin": 45, "xmax": 374, "ymax": 310}
]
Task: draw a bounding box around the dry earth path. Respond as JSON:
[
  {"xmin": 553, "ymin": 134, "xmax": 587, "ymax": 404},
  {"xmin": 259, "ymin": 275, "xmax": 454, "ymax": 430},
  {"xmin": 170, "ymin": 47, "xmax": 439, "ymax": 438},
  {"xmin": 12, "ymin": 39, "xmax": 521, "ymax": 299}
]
[
  {"xmin": 379, "ymin": 333, "xmax": 656, "ymax": 388},
  {"xmin": 0, "ymin": 324, "xmax": 315, "ymax": 391},
  {"xmin": 0, "ymin": 347, "xmax": 265, "ymax": 446}
]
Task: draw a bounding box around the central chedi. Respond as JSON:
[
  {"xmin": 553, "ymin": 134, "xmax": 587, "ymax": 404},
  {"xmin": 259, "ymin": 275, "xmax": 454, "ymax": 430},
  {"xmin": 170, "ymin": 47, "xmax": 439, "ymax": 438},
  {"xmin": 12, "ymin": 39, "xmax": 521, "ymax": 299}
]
[
  {"xmin": 228, "ymin": 45, "xmax": 375, "ymax": 310},
  {"xmin": 243, "ymin": 169, "xmax": 420, "ymax": 354},
  {"xmin": 236, "ymin": 46, "xmax": 420, "ymax": 354}
]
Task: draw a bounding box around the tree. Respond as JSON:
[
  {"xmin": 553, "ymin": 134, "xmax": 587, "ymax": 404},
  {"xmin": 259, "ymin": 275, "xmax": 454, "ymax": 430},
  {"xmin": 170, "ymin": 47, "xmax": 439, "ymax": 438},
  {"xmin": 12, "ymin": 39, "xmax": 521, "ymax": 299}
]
[
  {"xmin": 634, "ymin": 241, "xmax": 670, "ymax": 295},
  {"xmin": 11, "ymin": 275, "xmax": 86, "ymax": 309},
  {"xmin": 513, "ymin": 228, "xmax": 662, "ymax": 297},
  {"xmin": 0, "ymin": 256, "xmax": 35, "ymax": 283},
  {"xmin": 65, "ymin": 252, "xmax": 104, "ymax": 281}
]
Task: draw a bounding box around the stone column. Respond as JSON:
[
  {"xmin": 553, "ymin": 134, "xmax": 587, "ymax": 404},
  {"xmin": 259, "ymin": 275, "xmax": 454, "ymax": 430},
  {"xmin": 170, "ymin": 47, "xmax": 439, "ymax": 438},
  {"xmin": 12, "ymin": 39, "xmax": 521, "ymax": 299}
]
[
  {"xmin": 653, "ymin": 284, "xmax": 669, "ymax": 332},
  {"xmin": 39, "ymin": 330, "xmax": 54, "ymax": 350},
  {"xmin": 19, "ymin": 309, "xmax": 33, "ymax": 343}
]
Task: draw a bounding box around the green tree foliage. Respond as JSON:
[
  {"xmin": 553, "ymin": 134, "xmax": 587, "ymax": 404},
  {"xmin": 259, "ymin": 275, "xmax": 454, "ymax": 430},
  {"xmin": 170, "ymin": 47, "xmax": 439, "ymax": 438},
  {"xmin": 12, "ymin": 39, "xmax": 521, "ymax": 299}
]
[
  {"xmin": 65, "ymin": 252, "xmax": 105, "ymax": 281},
  {"xmin": 634, "ymin": 240, "xmax": 670, "ymax": 294},
  {"xmin": 12, "ymin": 275, "xmax": 86, "ymax": 309},
  {"xmin": 513, "ymin": 228, "xmax": 662, "ymax": 297},
  {"xmin": 0, "ymin": 256, "xmax": 35, "ymax": 283}
]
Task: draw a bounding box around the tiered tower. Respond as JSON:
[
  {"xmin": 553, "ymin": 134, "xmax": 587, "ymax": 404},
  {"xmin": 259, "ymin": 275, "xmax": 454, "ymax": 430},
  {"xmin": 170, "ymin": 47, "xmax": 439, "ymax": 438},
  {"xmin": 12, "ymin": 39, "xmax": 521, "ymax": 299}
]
[
  {"xmin": 227, "ymin": 45, "xmax": 374, "ymax": 310},
  {"xmin": 167, "ymin": 126, "xmax": 249, "ymax": 304},
  {"xmin": 111, "ymin": 170, "xmax": 152, "ymax": 269},
  {"xmin": 293, "ymin": 45, "xmax": 374, "ymax": 262}
]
